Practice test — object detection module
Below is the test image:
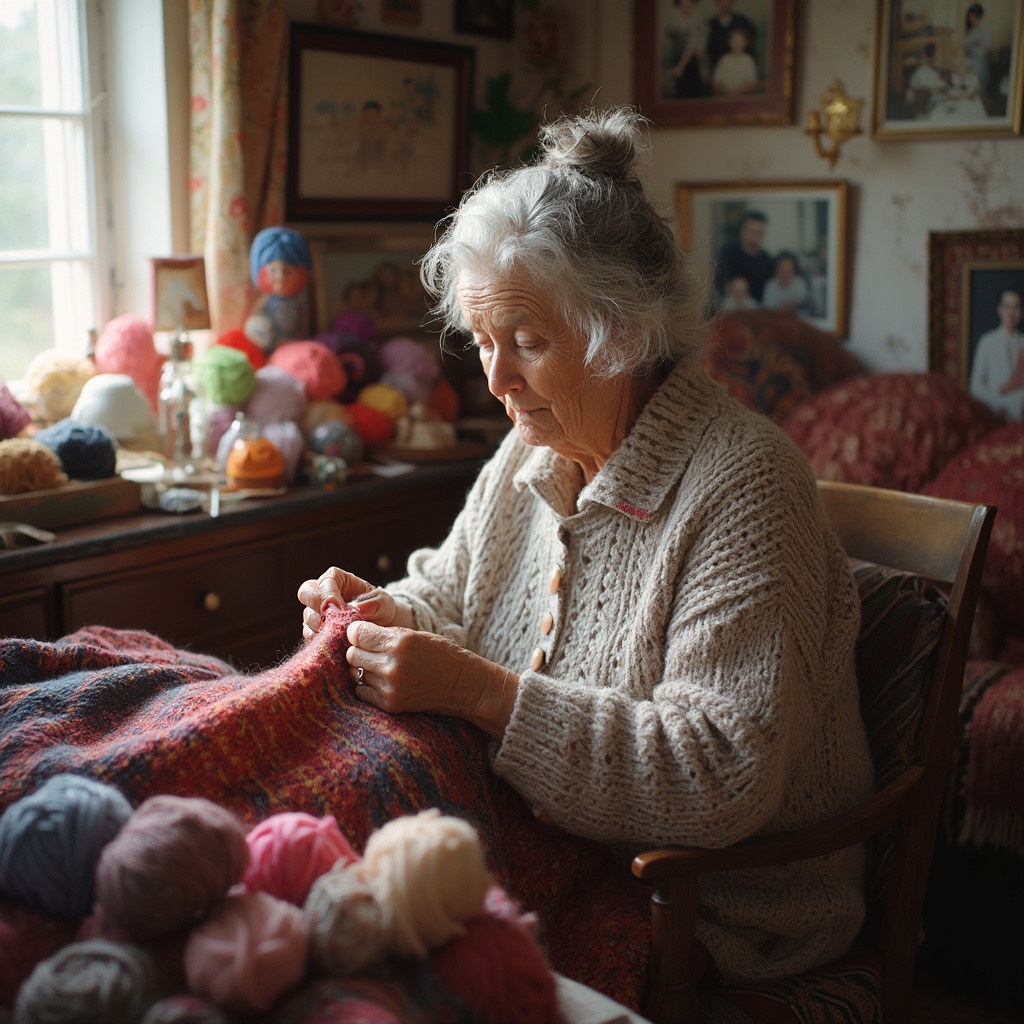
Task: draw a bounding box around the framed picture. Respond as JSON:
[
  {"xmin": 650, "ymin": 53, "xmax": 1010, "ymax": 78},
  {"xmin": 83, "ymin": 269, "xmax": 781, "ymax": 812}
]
[
  {"xmin": 928, "ymin": 228, "xmax": 1024, "ymax": 420},
  {"xmin": 307, "ymin": 228, "xmax": 436, "ymax": 336},
  {"xmin": 677, "ymin": 180, "xmax": 849, "ymax": 338},
  {"xmin": 871, "ymin": 0, "xmax": 1024, "ymax": 138},
  {"xmin": 382, "ymin": 0, "xmax": 422, "ymax": 26},
  {"xmin": 454, "ymin": 0, "xmax": 514, "ymax": 39},
  {"xmin": 149, "ymin": 256, "xmax": 210, "ymax": 332},
  {"xmin": 633, "ymin": 0, "xmax": 797, "ymax": 127},
  {"xmin": 286, "ymin": 24, "xmax": 474, "ymax": 220}
]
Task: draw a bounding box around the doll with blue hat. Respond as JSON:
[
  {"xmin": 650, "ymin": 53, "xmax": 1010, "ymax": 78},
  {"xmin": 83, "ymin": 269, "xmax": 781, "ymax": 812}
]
[{"xmin": 244, "ymin": 226, "xmax": 312, "ymax": 355}]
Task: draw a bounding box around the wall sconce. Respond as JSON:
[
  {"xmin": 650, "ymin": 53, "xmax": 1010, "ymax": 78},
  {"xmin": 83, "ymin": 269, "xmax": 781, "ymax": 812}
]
[{"xmin": 806, "ymin": 80, "xmax": 864, "ymax": 170}]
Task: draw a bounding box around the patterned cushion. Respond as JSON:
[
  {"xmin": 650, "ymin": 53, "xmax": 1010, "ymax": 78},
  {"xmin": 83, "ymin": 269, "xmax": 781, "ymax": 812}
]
[
  {"xmin": 701, "ymin": 311, "xmax": 867, "ymax": 422},
  {"xmin": 922, "ymin": 422, "xmax": 1024, "ymax": 634},
  {"xmin": 852, "ymin": 561, "xmax": 946, "ymax": 902},
  {"xmin": 783, "ymin": 373, "xmax": 1000, "ymax": 493}
]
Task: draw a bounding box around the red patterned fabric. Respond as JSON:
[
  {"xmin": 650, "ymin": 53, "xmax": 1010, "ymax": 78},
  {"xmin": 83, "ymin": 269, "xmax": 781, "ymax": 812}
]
[
  {"xmin": 783, "ymin": 373, "xmax": 1000, "ymax": 493},
  {"xmin": 0, "ymin": 608, "xmax": 650, "ymax": 1016},
  {"xmin": 701, "ymin": 311, "xmax": 866, "ymax": 422},
  {"xmin": 923, "ymin": 422, "xmax": 1024, "ymax": 634}
]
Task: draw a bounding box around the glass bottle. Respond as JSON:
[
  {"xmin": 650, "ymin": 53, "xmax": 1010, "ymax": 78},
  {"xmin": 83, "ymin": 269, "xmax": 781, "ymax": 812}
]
[{"xmin": 159, "ymin": 329, "xmax": 196, "ymax": 476}]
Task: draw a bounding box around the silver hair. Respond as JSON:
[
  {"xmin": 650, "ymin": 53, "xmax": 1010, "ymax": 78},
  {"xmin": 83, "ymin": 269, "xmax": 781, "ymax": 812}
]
[{"xmin": 418, "ymin": 106, "xmax": 709, "ymax": 377}]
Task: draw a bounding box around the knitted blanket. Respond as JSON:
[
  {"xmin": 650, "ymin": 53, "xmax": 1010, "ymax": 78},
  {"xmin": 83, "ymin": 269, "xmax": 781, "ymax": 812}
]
[{"xmin": 0, "ymin": 607, "xmax": 650, "ymax": 1015}]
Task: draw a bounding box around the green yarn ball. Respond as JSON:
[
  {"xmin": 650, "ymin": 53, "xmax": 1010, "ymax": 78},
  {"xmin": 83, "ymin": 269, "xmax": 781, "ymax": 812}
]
[{"xmin": 193, "ymin": 346, "xmax": 256, "ymax": 407}]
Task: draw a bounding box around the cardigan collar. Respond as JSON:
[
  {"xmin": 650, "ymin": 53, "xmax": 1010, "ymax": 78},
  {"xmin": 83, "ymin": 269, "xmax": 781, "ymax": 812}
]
[{"xmin": 512, "ymin": 359, "xmax": 729, "ymax": 523}]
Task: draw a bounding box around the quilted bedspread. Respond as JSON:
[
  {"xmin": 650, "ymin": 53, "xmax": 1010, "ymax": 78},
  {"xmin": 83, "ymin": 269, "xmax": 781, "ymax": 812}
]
[{"xmin": 0, "ymin": 605, "xmax": 651, "ymax": 1017}]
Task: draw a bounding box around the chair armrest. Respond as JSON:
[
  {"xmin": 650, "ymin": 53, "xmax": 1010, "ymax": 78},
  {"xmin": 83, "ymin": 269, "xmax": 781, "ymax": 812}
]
[{"xmin": 632, "ymin": 765, "xmax": 925, "ymax": 880}]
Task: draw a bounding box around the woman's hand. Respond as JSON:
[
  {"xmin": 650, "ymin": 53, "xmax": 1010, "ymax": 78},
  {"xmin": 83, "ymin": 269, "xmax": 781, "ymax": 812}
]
[
  {"xmin": 297, "ymin": 567, "xmax": 411, "ymax": 640},
  {"xmin": 345, "ymin": 620, "xmax": 518, "ymax": 738}
]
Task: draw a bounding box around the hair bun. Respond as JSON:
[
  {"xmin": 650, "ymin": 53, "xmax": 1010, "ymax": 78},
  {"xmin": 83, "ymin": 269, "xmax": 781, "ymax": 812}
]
[{"xmin": 537, "ymin": 107, "xmax": 650, "ymax": 180}]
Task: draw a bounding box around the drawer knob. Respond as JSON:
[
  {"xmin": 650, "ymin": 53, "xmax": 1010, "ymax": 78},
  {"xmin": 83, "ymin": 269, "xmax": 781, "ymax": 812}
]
[
  {"xmin": 202, "ymin": 591, "xmax": 221, "ymax": 612},
  {"xmin": 376, "ymin": 554, "xmax": 392, "ymax": 574}
]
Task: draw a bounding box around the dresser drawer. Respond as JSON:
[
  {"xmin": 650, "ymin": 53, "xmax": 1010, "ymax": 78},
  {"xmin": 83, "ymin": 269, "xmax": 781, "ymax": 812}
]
[
  {"xmin": 63, "ymin": 544, "xmax": 288, "ymax": 651},
  {"xmin": 0, "ymin": 586, "xmax": 52, "ymax": 640}
]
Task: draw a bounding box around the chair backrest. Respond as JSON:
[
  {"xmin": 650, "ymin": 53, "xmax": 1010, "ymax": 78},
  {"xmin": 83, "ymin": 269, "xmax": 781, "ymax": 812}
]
[{"xmin": 816, "ymin": 480, "xmax": 995, "ymax": 1023}]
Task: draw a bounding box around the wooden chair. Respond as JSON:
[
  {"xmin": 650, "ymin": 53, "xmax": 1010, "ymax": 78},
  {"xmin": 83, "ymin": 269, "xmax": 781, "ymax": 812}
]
[{"xmin": 632, "ymin": 480, "xmax": 995, "ymax": 1024}]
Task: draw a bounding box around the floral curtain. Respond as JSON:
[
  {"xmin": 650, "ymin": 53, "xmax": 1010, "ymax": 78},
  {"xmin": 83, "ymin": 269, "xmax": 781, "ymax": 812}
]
[{"xmin": 189, "ymin": 0, "xmax": 289, "ymax": 336}]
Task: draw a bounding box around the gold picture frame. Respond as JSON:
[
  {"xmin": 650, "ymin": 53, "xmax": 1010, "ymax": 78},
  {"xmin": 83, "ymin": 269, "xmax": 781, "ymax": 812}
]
[
  {"xmin": 928, "ymin": 228, "xmax": 1024, "ymax": 418},
  {"xmin": 871, "ymin": 0, "xmax": 1024, "ymax": 139},
  {"xmin": 677, "ymin": 179, "xmax": 849, "ymax": 338},
  {"xmin": 149, "ymin": 256, "xmax": 211, "ymax": 333}
]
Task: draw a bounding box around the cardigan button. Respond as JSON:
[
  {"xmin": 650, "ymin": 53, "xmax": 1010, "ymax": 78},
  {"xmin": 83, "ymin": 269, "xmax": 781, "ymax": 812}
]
[
  {"xmin": 530, "ymin": 647, "xmax": 545, "ymax": 671},
  {"xmin": 557, "ymin": 525, "xmax": 571, "ymax": 546},
  {"xmin": 549, "ymin": 567, "xmax": 562, "ymax": 594},
  {"xmin": 540, "ymin": 611, "xmax": 553, "ymax": 635}
]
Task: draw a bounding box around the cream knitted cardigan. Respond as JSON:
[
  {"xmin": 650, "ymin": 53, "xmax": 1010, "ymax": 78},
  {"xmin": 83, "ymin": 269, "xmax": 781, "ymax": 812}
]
[{"xmin": 386, "ymin": 358, "xmax": 875, "ymax": 982}]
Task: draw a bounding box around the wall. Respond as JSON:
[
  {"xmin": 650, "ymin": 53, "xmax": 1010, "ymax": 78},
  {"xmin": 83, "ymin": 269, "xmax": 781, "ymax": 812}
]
[{"xmin": 588, "ymin": 0, "xmax": 1023, "ymax": 373}]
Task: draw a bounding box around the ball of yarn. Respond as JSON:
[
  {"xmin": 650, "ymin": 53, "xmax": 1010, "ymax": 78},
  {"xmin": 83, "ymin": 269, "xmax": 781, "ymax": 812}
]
[
  {"xmin": 380, "ymin": 337, "xmax": 440, "ymax": 403},
  {"xmin": 430, "ymin": 378, "xmax": 461, "ymax": 422},
  {"xmin": 331, "ymin": 310, "xmax": 378, "ymax": 343},
  {"xmin": 192, "ymin": 346, "xmax": 256, "ymax": 407},
  {"xmin": 361, "ymin": 809, "xmax": 492, "ymax": 958},
  {"xmin": 0, "ymin": 381, "xmax": 31, "ymax": 440},
  {"xmin": 14, "ymin": 938, "xmax": 158, "ymax": 1024},
  {"xmin": 260, "ymin": 421, "xmax": 304, "ymax": 484},
  {"xmin": 70, "ymin": 373, "xmax": 157, "ymax": 443},
  {"xmin": 304, "ymin": 864, "xmax": 388, "ymax": 977},
  {"xmin": 307, "ymin": 420, "xmax": 363, "ymax": 465},
  {"xmin": 0, "ymin": 774, "xmax": 133, "ymax": 918},
  {"xmin": 34, "ymin": 419, "xmax": 117, "ymax": 481},
  {"xmin": 241, "ymin": 812, "xmax": 358, "ymax": 907},
  {"xmin": 314, "ymin": 335, "xmax": 382, "ymax": 404},
  {"xmin": 0, "ymin": 438, "xmax": 67, "ymax": 495},
  {"xmin": 300, "ymin": 400, "xmax": 352, "ymax": 437},
  {"xmin": 357, "ymin": 383, "xmax": 407, "ymax": 422},
  {"xmin": 183, "ymin": 892, "xmax": 307, "ymax": 1014},
  {"xmin": 94, "ymin": 795, "xmax": 249, "ymax": 941},
  {"xmin": 244, "ymin": 365, "xmax": 307, "ymax": 428},
  {"xmin": 204, "ymin": 405, "xmax": 237, "ymax": 457},
  {"xmin": 431, "ymin": 913, "xmax": 560, "ymax": 1024},
  {"xmin": 21, "ymin": 350, "xmax": 95, "ymax": 423},
  {"xmin": 216, "ymin": 329, "xmax": 267, "ymax": 370},
  {"xmin": 345, "ymin": 401, "xmax": 395, "ymax": 446},
  {"xmin": 94, "ymin": 314, "xmax": 164, "ymax": 411},
  {"xmin": 307, "ymin": 454, "xmax": 348, "ymax": 490},
  {"xmin": 269, "ymin": 341, "xmax": 347, "ymax": 402},
  {"xmin": 140, "ymin": 995, "xmax": 230, "ymax": 1024}
]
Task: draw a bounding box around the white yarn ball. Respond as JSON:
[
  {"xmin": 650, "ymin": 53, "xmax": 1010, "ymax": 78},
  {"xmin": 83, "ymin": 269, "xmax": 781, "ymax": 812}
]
[{"xmin": 304, "ymin": 863, "xmax": 388, "ymax": 976}]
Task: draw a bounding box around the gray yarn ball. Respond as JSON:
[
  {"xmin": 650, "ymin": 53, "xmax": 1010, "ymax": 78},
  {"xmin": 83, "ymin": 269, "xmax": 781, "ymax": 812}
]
[
  {"xmin": 14, "ymin": 939, "xmax": 158, "ymax": 1024},
  {"xmin": 0, "ymin": 774, "xmax": 133, "ymax": 918},
  {"xmin": 304, "ymin": 866, "xmax": 388, "ymax": 977}
]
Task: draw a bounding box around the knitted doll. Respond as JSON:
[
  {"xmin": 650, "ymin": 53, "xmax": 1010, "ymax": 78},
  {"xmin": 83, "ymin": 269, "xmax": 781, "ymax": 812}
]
[{"xmin": 244, "ymin": 227, "xmax": 312, "ymax": 356}]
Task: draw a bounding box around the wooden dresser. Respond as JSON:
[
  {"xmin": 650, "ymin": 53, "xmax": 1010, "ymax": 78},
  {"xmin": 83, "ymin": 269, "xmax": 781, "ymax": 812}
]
[{"xmin": 0, "ymin": 462, "xmax": 479, "ymax": 670}]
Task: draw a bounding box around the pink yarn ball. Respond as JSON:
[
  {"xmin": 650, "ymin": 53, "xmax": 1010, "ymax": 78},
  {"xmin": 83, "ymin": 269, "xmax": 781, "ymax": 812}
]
[
  {"xmin": 94, "ymin": 795, "xmax": 250, "ymax": 941},
  {"xmin": 94, "ymin": 314, "xmax": 164, "ymax": 411},
  {"xmin": 0, "ymin": 381, "xmax": 31, "ymax": 440},
  {"xmin": 331, "ymin": 310, "xmax": 378, "ymax": 343},
  {"xmin": 184, "ymin": 892, "xmax": 308, "ymax": 1014},
  {"xmin": 269, "ymin": 341, "xmax": 347, "ymax": 402},
  {"xmin": 245, "ymin": 365, "xmax": 308, "ymax": 428},
  {"xmin": 431, "ymin": 913, "xmax": 560, "ymax": 1024},
  {"xmin": 241, "ymin": 812, "xmax": 358, "ymax": 906}
]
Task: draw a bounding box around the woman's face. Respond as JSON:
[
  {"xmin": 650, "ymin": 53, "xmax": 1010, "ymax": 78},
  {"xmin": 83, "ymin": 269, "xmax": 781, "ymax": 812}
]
[
  {"xmin": 998, "ymin": 290, "xmax": 1022, "ymax": 332},
  {"xmin": 458, "ymin": 271, "xmax": 632, "ymax": 461}
]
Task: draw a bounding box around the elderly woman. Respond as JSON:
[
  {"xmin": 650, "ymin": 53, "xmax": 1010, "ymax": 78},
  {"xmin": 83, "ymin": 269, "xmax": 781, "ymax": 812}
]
[{"xmin": 298, "ymin": 106, "xmax": 874, "ymax": 984}]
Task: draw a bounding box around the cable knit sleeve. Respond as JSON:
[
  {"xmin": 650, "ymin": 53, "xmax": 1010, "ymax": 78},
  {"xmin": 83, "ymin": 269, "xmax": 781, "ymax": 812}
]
[{"xmin": 490, "ymin": 421, "xmax": 867, "ymax": 850}]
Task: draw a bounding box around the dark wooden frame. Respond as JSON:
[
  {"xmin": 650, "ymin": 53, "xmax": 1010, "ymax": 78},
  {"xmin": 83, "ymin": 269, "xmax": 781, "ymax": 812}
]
[
  {"xmin": 633, "ymin": 0, "xmax": 797, "ymax": 127},
  {"xmin": 927, "ymin": 228, "xmax": 1024, "ymax": 389},
  {"xmin": 286, "ymin": 23, "xmax": 473, "ymax": 220}
]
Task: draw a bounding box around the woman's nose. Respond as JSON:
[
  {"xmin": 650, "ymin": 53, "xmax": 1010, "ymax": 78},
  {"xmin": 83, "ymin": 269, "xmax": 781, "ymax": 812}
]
[{"xmin": 485, "ymin": 348, "xmax": 521, "ymax": 397}]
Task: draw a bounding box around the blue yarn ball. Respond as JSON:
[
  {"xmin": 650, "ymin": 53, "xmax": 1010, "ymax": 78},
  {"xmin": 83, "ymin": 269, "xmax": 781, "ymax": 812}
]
[
  {"xmin": 34, "ymin": 418, "xmax": 117, "ymax": 480},
  {"xmin": 307, "ymin": 419, "xmax": 363, "ymax": 465},
  {"xmin": 0, "ymin": 774, "xmax": 133, "ymax": 918}
]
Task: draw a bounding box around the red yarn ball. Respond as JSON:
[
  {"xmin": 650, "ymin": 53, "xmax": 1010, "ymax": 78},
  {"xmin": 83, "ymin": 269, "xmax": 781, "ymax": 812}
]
[
  {"xmin": 430, "ymin": 378, "xmax": 460, "ymax": 422},
  {"xmin": 431, "ymin": 913, "xmax": 560, "ymax": 1024},
  {"xmin": 345, "ymin": 401, "xmax": 394, "ymax": 446},
  {"xmin": 241, "ymin": 812, "xmax": 358, "ymax": 907},
  {"xmin": 94, "ymin": 314, "xmax": 164, "ymax": 412},
  {"xmin": 217, "ymin": 330, "xmax": 267, "ymax": 370}
]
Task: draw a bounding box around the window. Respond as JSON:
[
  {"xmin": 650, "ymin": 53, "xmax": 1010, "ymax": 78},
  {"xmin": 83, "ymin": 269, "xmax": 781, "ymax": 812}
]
[{"xmin": 0, "ymin": 0, "xmax": 101, "ymax": 381}]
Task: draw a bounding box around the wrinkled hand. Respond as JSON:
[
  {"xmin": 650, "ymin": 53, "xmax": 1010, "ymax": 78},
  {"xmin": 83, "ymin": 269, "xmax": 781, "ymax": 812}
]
[
  {"xmin": 297, "ymin": 566, "xmax": 410, "ymax": 640},
  {"xmin": 345, "ymin": 620, "xmax": 518, "ymax": 738}
]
